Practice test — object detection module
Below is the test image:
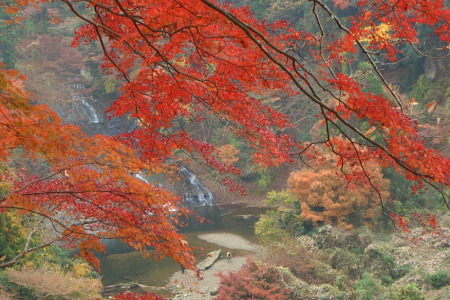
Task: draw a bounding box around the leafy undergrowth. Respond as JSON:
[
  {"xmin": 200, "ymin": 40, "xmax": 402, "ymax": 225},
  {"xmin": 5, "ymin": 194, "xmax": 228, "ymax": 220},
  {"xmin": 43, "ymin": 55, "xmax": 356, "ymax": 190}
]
[{"xmin": 216, "ymin": 214, "xmax": 450, "ymax": 300}]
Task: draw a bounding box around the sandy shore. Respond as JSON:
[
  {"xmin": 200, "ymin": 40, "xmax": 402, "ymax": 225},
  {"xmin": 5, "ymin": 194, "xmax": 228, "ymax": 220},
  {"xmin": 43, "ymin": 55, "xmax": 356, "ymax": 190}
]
[
  {"xmin": 197, "ymin": 233, "xmax": 262, "ymax": 251},
  {"xmin": 168, "ymin": 233, "xmax": 261, "ymax": 299}
]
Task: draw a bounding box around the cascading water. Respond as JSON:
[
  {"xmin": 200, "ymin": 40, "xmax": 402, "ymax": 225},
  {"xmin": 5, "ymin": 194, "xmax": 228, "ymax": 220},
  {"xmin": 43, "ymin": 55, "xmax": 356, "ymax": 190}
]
[
  {"xmin": 73, "ymin": 83, "xmax": 100, "ymax": 123},
  {"xmin": 67, "ymin": 81, "xmax": 215, "ymax": 207},
  {"xmin": 79, "ymin": 97, "xmax": 100, "ymax": 123},
  {"xmin": 179, "ymin": 166, "xmax": 215, "ymax": 206},
  {"xmin": 134, "ymin": 169, "xmax": 215, "ymax": 207},
  {"xmin": 67, "ymin": 82, "xmax": 135, "ymax": 136},
  {"xmin": 134, "ymin": 172, "xmax": 150, "ymax": 184}
]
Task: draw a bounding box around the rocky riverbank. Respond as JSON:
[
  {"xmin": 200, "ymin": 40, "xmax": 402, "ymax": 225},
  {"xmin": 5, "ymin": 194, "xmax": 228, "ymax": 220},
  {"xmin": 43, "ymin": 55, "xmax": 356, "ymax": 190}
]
[{"xmin": 167, "ymin": 232, "xmax": 262, "ymax": 299}]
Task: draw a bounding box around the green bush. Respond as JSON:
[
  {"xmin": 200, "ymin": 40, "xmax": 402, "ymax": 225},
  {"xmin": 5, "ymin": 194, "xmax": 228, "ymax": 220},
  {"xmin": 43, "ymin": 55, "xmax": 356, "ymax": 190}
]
[
  {"xmin": 344, "ymin": 229, "xmax": 374, "ymax": 254},
  {"xmin": 425, "ymin": 270, "xmax": 450, "ymax": 289},
  {"xmin": 354, "ymin": 272, "xmax": 384, "ymax": 300},
  {"xmin": 364, "ymin": 244, "xmax": 397, "ymax": 281},
  {"xmin": 264, "ymin": 190, "xmax": 297, "ymax": 206},
  {"xmin": 316, "ymin": 284, "xmax": 348, "ymax": 300},
  {"xmin": 334, "ymin": 274, "xmax": 351, "ymax": 291},
  {"xmin": 382, "ymin": 167, "xmax": 444, "ymax": 215},
  {"xmin": 255, "ymin": 211, "xmax": 289, "ymax": 243},
  {"xmin": 391, "ymin": 264, "xmax": 412, "ymax": 280},
  {"xmin": 257, "ymin": 172, "xmax": 273, "ymax": 190},
  {"xmin": 314, "ymin": 262, "xmax": 340, "ymax": 285},
  {"xmin": 390, "ymin": 283, "xmax": 425, "ymax": 300},
  {"xmin": 330, "ymin": 249, "xmax": 361, "ymax": 279},
  {"xmin": 380, "ymin": 274, "xmax": 394, "ymax": 286},
  {"xmin": 255, "ymin": 190, "xmax": 307, "ymax": 242},
  {"xmin": 0, "ymin": 212, "xmax": 29, "ymax": 263}
]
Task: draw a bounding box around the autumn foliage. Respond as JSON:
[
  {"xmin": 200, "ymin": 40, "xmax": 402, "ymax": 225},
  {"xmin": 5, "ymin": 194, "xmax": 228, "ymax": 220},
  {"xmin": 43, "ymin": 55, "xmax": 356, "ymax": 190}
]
[
  {"xmin": 288, "ymin": 150, "xmax": 390, "ymax": 229},
  {"xmin": 217, "ymin": 144, "xmax": 240, "ymax": 165},
  {"xmin": 14, "ymin": 34, "xmax": 88, "ymax": 121},
  {"xmin": 61, "ymin": 0, "xmax": 449, "ymax": 198},
  {"xmin": 0, "ymin": 66, "xmax": 194, "ymax": 269},
  {"xmin": 5, "ymin": 267, "xmax": 102, "ymax": 299},
  {"xmin": 0, "ymin": 0, "xmax": 449, "ymax": 269},
  {"xmin": 216, "ymin": 258, "xmax": 292, "ymax": 300}
]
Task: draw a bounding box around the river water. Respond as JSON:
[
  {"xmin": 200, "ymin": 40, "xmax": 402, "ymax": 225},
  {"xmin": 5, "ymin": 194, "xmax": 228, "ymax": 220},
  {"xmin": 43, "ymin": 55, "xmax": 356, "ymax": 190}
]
[{"xmin": 99, "ymin": 204, "xmax": 265, "ymax": 287}]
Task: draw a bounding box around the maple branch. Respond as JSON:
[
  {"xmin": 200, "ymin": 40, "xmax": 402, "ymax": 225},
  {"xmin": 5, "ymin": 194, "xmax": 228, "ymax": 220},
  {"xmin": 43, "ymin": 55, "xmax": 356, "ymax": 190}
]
[
  {"xmin": 310, "ymin": 0, "xmax": 405, "ymax": 111},
  {"xmin": 11, "ymin": 170, "xmax": 63, "ymax": 195},
  {"xmin": 325, "ymin": 116, "xmax": 391, "ymax": 214},
  {"xmin": 94, "ymin": 0, "xmax": 174, "ymax": 38},
  {"xmin": 1, "ymin": 204, "xmax": 96, "ymax": 236},
  {"xmin": 61, "ymin": 0, "xmax": 132, "ymax": 82},
  {"xmin": 1, "ymin": 200, "xmax": 179, "ymax": 254},
  {"xmin": 62, "ymin": 191, "xmax": 183, "ymax": 248},
  {"xmin": 0, "ymin": 219, "xmax": 56, "ymax": 269},
  {"xmin": 199, "ymin": 0, "xmax": 447, "ymax": 186},
  {"xmin": 409, "ymin": 42, "xmax": 450, "ymax": 59},
  {"xmin": 311, "ymin": 1, "xmax": 337, "ymax": 79}
]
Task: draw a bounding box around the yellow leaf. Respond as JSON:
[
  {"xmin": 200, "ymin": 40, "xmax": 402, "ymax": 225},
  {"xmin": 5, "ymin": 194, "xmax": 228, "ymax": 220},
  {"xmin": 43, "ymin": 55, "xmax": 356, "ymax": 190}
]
[
  {"xmin": 364, "ymin": 127, "xmax": 376, "ymax": 136},
  {"xmin": 426, "ymin": 100, "xmax": 437, "ymax": 113}
]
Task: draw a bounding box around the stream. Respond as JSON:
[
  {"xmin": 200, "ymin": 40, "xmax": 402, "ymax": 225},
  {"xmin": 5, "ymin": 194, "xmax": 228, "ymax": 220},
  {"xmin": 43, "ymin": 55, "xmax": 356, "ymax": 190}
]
[{"xmin": 99, "ymin": 204, "xmax": 265, "ymax": 287}]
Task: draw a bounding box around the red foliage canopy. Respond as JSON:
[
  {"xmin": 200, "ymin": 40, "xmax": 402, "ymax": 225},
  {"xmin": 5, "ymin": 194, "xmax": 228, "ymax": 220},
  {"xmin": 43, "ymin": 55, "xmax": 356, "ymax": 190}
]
[
  {"xmin": 0, "ymin": 66, "xmax": 193, "ymax": 269},
  {"xmin": 64, "ymin": 0, "xmax": 450, "ymax": 191}
]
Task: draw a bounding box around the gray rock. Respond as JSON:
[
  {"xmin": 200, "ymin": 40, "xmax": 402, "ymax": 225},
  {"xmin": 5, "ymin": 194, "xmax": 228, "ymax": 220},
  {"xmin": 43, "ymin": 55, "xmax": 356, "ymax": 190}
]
[{"xmin": 196, "ymin": 249, "xmax": 222, "ymax": 270}]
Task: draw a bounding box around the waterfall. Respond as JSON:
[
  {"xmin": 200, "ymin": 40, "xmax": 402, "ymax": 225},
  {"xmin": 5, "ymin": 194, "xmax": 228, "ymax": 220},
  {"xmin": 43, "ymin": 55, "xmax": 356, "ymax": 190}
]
[
  {"xmin": 134, "ymin": 173, "xmax": 150, "ymax": 184},
  {"xmin": 67, "ymin": 82, "xmax": 136, "ymax": 136},
  {"xmin": 67, "ymin": 81, "xmax": 214, "ymax": 207},
  {"xmin": 133, "ymin": 168, "xmax": 215, "ymax": 207},
  {"xmin": 78, "ymin": 97, "xmax": 100, "ymax": 123},
  {"xmin": 73, "ymin": 83, "xmax": 100, "ymax": 123},
  {"xmin": 180, "ymin": 166, "xmax": 215, "ymax": 206}
]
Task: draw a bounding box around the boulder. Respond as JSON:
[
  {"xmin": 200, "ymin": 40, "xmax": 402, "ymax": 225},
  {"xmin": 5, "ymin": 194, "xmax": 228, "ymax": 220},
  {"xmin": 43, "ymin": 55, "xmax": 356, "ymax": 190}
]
[{"xmin": 196, "ymin": 249, "xmax": 222, "ymax": 270}]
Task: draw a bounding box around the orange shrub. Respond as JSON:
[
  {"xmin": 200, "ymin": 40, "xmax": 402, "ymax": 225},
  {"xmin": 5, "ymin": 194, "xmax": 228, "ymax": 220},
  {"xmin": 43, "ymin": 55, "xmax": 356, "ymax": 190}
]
[{"xmin": 288, "ymin": 155, "xmax": 389, "ymax": 229}]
